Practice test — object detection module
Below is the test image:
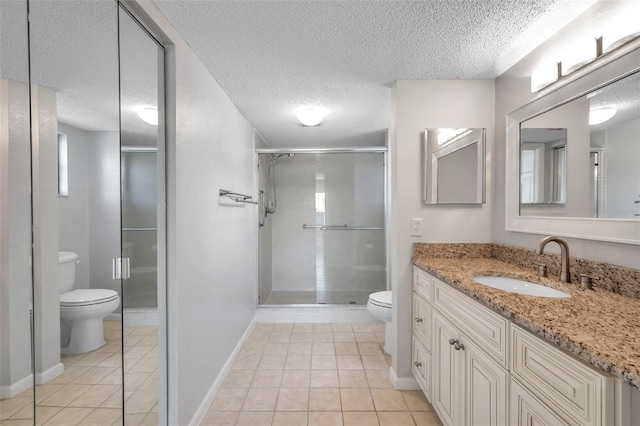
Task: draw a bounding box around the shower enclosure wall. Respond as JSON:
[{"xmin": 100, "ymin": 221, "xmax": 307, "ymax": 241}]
[{"xmin": 258, "ymin": 151, "xmax": 386, "ymax": 305}]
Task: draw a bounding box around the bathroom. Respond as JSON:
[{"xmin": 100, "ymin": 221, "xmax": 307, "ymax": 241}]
[{"xmin": 1, "ymin": 1, "xmax": 640, "ymax": 425}]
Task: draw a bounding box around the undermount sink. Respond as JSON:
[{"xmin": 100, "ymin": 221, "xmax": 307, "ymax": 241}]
[{"xmin": 473, "ymin": 276, "xmax": 571, "ymax": 298}]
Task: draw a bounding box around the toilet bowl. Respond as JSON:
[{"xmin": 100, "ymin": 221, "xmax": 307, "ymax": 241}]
[
  {"xmin": 59, "ymin": 252, "xmax": 120, "ymax": 354},
  {"xmin": 367, "ymin": 290, "xmax": 392, "ymax": 354}
]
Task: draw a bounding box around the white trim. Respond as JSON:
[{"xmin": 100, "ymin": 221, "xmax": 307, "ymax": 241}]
[
  {"xmin": 255, "ymin": 147, "xmax": 387, "ymax": 154},
  {"xmin": 35, "ymin": 362, "xmax": 64, "ymax": 385},
  {"xmin": 188, "ymin": 317, "xmax": 256, "ymax": 426},
  {"xmin": 389, "ymin": 366, "xmax": 421, "ymax": 390},
  {"xmin": 0, "ymin": 374, "xmax": 34, "ymax": 399},
  {"xmin": 255, "ymin": 306, "xmax": 378, "ymax": 323}
]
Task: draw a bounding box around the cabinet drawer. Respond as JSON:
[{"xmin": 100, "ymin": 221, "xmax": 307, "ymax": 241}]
[
  {"xmin": 511, "ymin": 325, "xmax": 613, "ymax": 426},
  {"xmin": 413, "ymin": 266, "xmax": 433, "ymax": 302},
  {"xmin": 433, "ymin": 279, "xmax": 509, "ymax": 368},
  {"xmin": 412, "ymin": 336, "xmax": 431, "ymax": 400},
  {"xmin": 413, "ymin": 292, "xmax": 432, "ymax": 351},
  {"xmin": 510, "ymin": 377, "xmax": 570, "ymax": 426}
]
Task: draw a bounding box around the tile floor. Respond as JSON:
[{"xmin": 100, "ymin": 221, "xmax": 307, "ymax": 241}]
[
  {"xmin": 202, "ymin": 323, "xmax": 442, "ymax": 426},
  {"xmin": 0, "ymin": 321, "xmax": 159, "ymax": 426}
]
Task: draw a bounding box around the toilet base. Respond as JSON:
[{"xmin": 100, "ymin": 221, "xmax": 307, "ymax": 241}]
[
  {"xmin": 61, "ymin": 318, "xmax": 106, "ymax": 354},
  {"xmin": 383, "ymin": 323, "xmax": 392, "ymax": 355}
]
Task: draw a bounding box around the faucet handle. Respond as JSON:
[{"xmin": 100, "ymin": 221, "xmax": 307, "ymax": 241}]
[
  {"xmin": 533, "ymin": 263, "xmax": 548, "ymax": 277},
  {"xmin": 579, "ymin": 274, "xmax": 598, "ymax": 291}
]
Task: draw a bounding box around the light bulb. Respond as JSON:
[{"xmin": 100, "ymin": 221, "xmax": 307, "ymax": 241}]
[
  {"xmin": 137, "ymin": 107, "xmax": 158, "ymax": 126},
  {"xmin": 296, "ymin": 107, "xmax": 324, "ymax": 127},
  {"xmin": 589, "ymin": 108, "xmax": 616, "ymax": 125}
]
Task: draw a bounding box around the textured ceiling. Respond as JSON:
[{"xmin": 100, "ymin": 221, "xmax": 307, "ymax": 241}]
[{"xmin": 154, "ymin": 0, "xmax": 596, "ymax": 147}]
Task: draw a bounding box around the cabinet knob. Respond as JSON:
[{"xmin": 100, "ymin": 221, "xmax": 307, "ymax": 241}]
[
  {"xmin": 449, "ymin": 338, "xmax": 458, "ymax": 346},
  {"xmin": 414, "ymin": 361, "xmax": 422, "ymax": 368},
  {"xmin": 454, "ymin": 342, "xmax": 465, "ymax": 351},
  {"xmin": 415, "ymin": 317, "xmax": 423, "ymax": 323}
]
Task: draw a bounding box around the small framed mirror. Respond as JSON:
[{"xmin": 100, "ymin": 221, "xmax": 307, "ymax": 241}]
[{"xmin": 423, "ymin": 128, "xmax": 486, "ymax": 204}]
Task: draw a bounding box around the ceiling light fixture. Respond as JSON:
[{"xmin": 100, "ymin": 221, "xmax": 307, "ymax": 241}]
[
  {"xmin": 296, "ymin": 107, "xmax": 324, "ymax": 127},
  {"xmin": 137, "ymin": 107, "xmax": 158, "ymax": 126},
  {"xmin": 589, "ymin": 108, "xmax": 616, "ymax": 125}
]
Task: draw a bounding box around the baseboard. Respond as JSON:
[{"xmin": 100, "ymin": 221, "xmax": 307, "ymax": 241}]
[
  {"xmin": 255, "ymin": 306, "xmax": 379, "ymax": 323},
  {"xmin": 106, "ymin": 309, "xmax": 159, "ymax": 326},
  {"xmin": 0, "ymin": 374, "xmax": 34, "ymax": 399},
  {"xmin": 188, "ymin": 315, "xmax": 256, "ymax": 426},
  {"xmin": 35, "ymin": 362, "xmax": 64, "ymax": 385},
  {"xmin": 389, "ymin": 366, "xmax": 421, "ymax": 390}
]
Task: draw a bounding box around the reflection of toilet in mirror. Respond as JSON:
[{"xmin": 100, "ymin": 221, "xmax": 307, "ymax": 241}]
[
  {"xmin": 59, "ymin": 251, "xmax": 120, "ymax": 354},
  {"xmin": 367, "ymin": 290, "xmax": 392, "ymax": 354}
]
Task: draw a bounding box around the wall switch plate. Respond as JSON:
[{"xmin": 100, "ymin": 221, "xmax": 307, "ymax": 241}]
[{"xmin": 411, "ymin": 218, "xmax": 423, "ymax": 237}]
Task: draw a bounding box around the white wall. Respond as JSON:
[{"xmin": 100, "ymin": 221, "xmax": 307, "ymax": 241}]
[
  {"xmin": 137, "ymin": 3, "xmax": 259, "ymax": 424},
  {"xmin": 604, "ymin": 117, "xmax": 640, "ymax": 218},
  {"xmin": 493, "ymin": 2, "xmax": 640, "ymax": 269},
  {"xmin": 390, "ymin": 79, "xmax": 495, "ymax": 382}
]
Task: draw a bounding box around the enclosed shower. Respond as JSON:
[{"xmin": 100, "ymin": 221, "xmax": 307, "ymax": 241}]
[{"xmin": 257, "ymin": 149, "xmax": 386, "ymax": 305}]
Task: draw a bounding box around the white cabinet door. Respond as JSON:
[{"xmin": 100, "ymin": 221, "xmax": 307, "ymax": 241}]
[
  {"xmin": 413, "ymin": 292, "xmax": 431, "ymax": 350},
  {"xmin": 412, "ymin": 336, "xmax": 431, "ymax": 400},
  {"xmin": 511, "ymin": 378, "xmax": 570, "ymax": 426},
  {"xmin": 432, "ymin": 311, "xmax": 463, "ymax": 426},
  {"xmin": 465, "ymin": 335, "xmax": 508, "ymax": 426}
]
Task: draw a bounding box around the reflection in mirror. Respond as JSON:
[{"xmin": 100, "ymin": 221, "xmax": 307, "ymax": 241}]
[
  {"xmin": 424, "ymin": 128, "xmax": 486, "ymax": 204},
  {"xmin": 0, "ymin": 0, "xmax": 35, "ymax": 422},
  {"xmin": 519, "ymin": 69, "xmax": 640, "ymax": 219}
]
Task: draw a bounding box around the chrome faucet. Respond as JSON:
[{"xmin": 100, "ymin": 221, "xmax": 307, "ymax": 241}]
[{"xmin": 535, "ymin": 236, "xmax": 571, "ymax": 283}]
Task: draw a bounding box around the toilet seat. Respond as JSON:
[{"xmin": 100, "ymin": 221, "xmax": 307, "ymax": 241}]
[
  {"xmin": 368, "ymin": 290, "xmax": 392, "ymax": 309},
  {"xmin": 60, "ymin": 289, "xmax": 119, "ymax": 307}
]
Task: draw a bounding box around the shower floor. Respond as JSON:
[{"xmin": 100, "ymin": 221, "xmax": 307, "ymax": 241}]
[{"xmin": 263, "ymin": 290, "xmax": 375, "ymax": 305}]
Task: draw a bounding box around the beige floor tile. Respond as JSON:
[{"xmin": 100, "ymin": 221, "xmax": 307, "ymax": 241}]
[
  {"xmin": 137, "ymin": 411, "xmax": 158, "ymax": 425},
  {"xmin": 354, "ymin": 333, "xmax": 378, "ymax": 343},
  {"xmin": 340, "ymin": 389, "xmax": 374, "ymax": 411},
  {"xmin": 123, "ymin": 412, "xmax": 146, "ymax": 426},
  {"xmin": 335, "ymin": 343, "xmax": 359, "ymax": 355},
  {"xmin": 270, "ymin": 332, "xmax": 292, "ymax": 343},
  {"xmin": 94, "ymin": 341, "xmax": 121, "ymax": 354},
  {"xmin": 34, "ymin": 406, "xmax": 62, "ymax": 425},
  {"xmin": 273, "ymin": 324, "xmax": 294, "ymax": 333},
  {"xmin": 50, "ymin": 366, "xmax": 91, "ymax": 384},
  {"xmin": 242, "ymin": 387, "xmax": 279, "ymax": 411},
  {"xmin": 289, "ymin": 342, "xmax": 312, "ymax": 355},
  {"xmin": 342, "ymin": 411, "xmax": 379, "ymax": 426},
  {"xmin": 402, "ymin": 391, "xmax": 433, "ymax": 411},
  {"xmin": 374, "ymin": 333, "xmax": 386, "ymax": 344},
  {"xmin": 411, "ymin": 411, "xmax": 443, "ymax": 426},
  {"xmin": 292, "ymin": 324, "xmax": 313, "ymax": 333},
  {"xmin": 0, "ymin": 420, "xmax": 33, "ymax": 426},
  {"xmin": 42, "ymin": 407, "xmax": 93, "ymax": 426},
  {"xmin": 39, "ymin": 384, "xmax": 92, "ymax": 407},
  {"xmin": 138, "ymin": 335, "xmax": 157, "ymax": 346},
  {"xmin": 73, "ymin": 367, "xmax": 117, "ymax": 385},
  {"xmin": 99, "ymin": 369, "xmax": 123, "ymax": 386},
  {"xmin": 200, "ymin": 410, "xmax": 239, "ymax": 426},
  {"xmin": 336, "ymin": 355, "xmax": 363, "ymax": 370},
  {"xmin": 259, "ymin": 353, "xmax": 287, "ymax": 369},
  {"xmin": 5, "ymin": 402, "xmax": 33, "ymax": 421},
  {"xmin": 138, "ymin": 372, "xmax": 159, "ymax": 391},
  {"xmin": 312, "ymin": 332, "xmax": 333, "ymax": 343},
  {"xmin": 264, "ymin": 342, "xmax": 290, "ymax": 355},
  {"xmin": 312, "ymin": 342, "xmax": 335, "ymax": 355},
  {"xmin": 251, "ymin": 369, "xmax": 283, "ymax": 388},
  {"xmin": 285, "ymin": 354, "xmax": 311, "ymax": 370},
  {"xmin": 309, "ymin": 388, "xmax": 341, "ymax": 411},
  {"xmin": 128, "ymin": 326, "xmax": 155, "ymax": 336},
  {"xmin": 73, "ymin": 352, "xmax": 112, "ymax": 367},
  {"xmin": 370, "ymin": 324, "xmax": 385, "ymax": 334},
  {"xmin": 308, "ymin": 411, "xmax": 343, "ymax": 426},
  {"xmin": 124, "ymin": 345, "xmax": 154, "ymax": 359},
  {"xmin": 68, "ymin": 385, "xmax": 120, "ymax": 408},
  {"xmin": 370, "ymin": 389, "xmax": 408, "ymax": 411},
  {"xmin": 233, "ymin": 353, "xmax": 262, "ymax": 370},
  {"xmin": 365, "ymin": 370, "xmax": 392, "ymax": 389},
  {"xmin": 338, "ymin": 370, "xmax": 368, "ymax": 388},
  {"xmin": 235, "ymin": 411, "xmax": 273, "ymax": 426},
  {"xmin": 77, "ymin": 407, "xmax": 122, "ymax": 425},
  {"xmin": 332, "ymin": 324, "xmax": 353, "ymax": 333},
  {"xmin": 127, "ymin": 357, "xmax": 158, "ymax": 374},
  {"xmin": 276, "ymin": 388, "xmax": 309, "ymax": 411},
  {"xmin": 377, "ymin": 411, "xmax": 415, "ymax": 426},
  {"xmin": 223, "ymin": 369, "xmax": 255, "ymax": 388},
  {"xmin": 240, "ymin": 341, "xmax": 267, "ymax": 355},
  {"xmin": 97, "ymin": 354, "xmax": 122, "ymax": 368},
  {"xmin": 272, "ymin": 411, "xmax": 308, "ymax": 426},
  {"xmin": 290, "ymin": 332, "xmax": 313, "ymax": 343},
  {"xmin": 357, "ymin": 343, "xmax": 383, "ymax": 355},
  {"xmin": 124, "ymin": 335, "xmax": 145, "ymax": 346},
  {"xmin": 253, "ymin": 323, "xmax": 275, "ymax": 333},
  {"xmin": 0, "ymin": 396, "xmax": 32, "ymax": 420},
  {"xmin": 361, "ymin": 355, "xmax": 388, "ymax": 370},
  {"xmin": 351, "ymin": 324, "xmax": 374, "ymax": 333},
  {"xmin": 124, "ymin": 372, "xmax": 152, "ymax": 391},
  {"xmin": 310, "ymin": 370, "xmax": 339, "ymax": 388},
  {"xmin": 281, "ymin": 370, "xmax": 311, "ymax": 388},
  {"xmin": 311, "ymin": 354, "xmax": 337, "ymax": 370},
  {"xmin": 99, "ymin": 388, "xmax": 124, "ymax": 409},
  {"xmin": 312, "ymin": 324, "xmax": 333, "ymax": 333},
  {"xmin": 35, "ymin": 384, "xmax": 64, "ymax": 404},
  {"xmin": 124, "ymin": 390, "xmax": 157, "ymax": 414},
  {"xmin": 209, "ymin": 388, "xmax": 248, "ymax": 411},
  {"xmin": 61, "ymin": 353, "xmax": 88, "ymax": 366},
  {"xmin": 334, "ymin": 333, "xmax": 356, "ymax": 343}
]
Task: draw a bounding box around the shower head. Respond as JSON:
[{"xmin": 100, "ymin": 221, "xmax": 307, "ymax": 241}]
[{"xmin": 270, "ymin": 153, "xmax": 295, "ymax": 161}]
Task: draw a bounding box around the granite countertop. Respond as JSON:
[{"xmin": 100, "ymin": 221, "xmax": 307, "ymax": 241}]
[{"xmin": 413, "ymin": 254, "xmax": 640, "ymax": 389}]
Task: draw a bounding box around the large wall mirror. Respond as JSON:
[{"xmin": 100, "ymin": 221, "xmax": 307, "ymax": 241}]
[
  {"xmin": 423, "ymin": 128, "xmax": 486, "ymax": 204},
  {"xmin": 507, "ymin": 40, "xmax": 640, "ymax": 244}
]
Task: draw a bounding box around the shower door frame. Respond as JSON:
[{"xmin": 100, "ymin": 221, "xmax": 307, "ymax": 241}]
[{"xmin": 254, "ymin": 146, "xmax": 389, "ymax": 308}]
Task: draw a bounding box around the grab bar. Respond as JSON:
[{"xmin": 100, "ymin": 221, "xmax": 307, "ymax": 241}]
[
  {"xmin": 219, "ymin": 189, "xmax": 258, "ymax": 205},
  {"xmin": 122, "ymin": 227, "xmax": 157, "ymax": 231},
  {"xmin": 302, "ymin": 224, "xmax": 323, "ymax": 229},
  {"xmin": 302, "ymin": 224, "xmax": 381, "ymax": 231}
]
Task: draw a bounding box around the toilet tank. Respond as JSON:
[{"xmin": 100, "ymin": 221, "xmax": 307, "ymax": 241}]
[{"xmin": 59, "ymin": 251, "xmax": 78, "ymax": 294}]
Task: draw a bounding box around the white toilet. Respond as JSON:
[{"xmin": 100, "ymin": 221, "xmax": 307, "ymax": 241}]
[
  {"xmin": 59, "ymin": 252, "xmax": 120, "ymax": 354},
  {"xmin": 367, "ymin": 290, "xmax": 392, "ymax": 354}
]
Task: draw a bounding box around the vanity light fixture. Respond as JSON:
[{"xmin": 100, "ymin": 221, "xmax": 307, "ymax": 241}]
[
  {"xmin": 136, "ymin": 106, "xmax": 158, "ymax": 126},
  {"xmin": 437, "ymin": 128, "xmax": 470, "ymax": 145},
  {"xmin": 296, "ymin": 107, "xmax": 324, "ymax": 127},
  {"xmin": 589, "ymin": 108, "xmax": 616, "ymax": 125}
]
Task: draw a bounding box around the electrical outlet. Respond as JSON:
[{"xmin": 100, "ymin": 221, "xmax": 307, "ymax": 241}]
[{"xmin": 411, "ymin": 218, "xmax": 423, "ymax": 237}]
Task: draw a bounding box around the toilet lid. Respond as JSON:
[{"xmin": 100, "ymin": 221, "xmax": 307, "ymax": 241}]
[
  {"xmin": 368, "ymin": 291, "xmax": 392, "ymax": 308},
  {"xmin": 60, "ymin": 289, "xmax": 119, "ymax": 307}
]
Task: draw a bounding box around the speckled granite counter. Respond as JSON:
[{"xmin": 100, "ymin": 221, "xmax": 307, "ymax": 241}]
[{"xmin": 412, "ymin": 244, "xmax": 640, "ymax": 389}]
